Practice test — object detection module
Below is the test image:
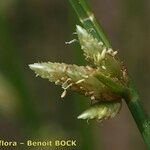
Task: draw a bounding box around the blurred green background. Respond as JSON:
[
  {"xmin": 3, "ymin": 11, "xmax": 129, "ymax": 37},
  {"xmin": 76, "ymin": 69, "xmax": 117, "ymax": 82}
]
[{"xmin": 0, "ymin": 0, "xmax": 150, "ymax": 150}]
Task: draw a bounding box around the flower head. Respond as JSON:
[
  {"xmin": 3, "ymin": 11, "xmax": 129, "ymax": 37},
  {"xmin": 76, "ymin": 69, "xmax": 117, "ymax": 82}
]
[{"xmin": 29, "ymin": 25, "xmax": 128, "ymax": 122}]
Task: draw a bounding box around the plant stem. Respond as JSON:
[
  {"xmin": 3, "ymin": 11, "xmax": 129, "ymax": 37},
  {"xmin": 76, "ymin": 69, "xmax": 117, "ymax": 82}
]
[
  {"xmin": 69, "ymin": 0, "xmax": 150, "ymax": 148},
  {"xmin": 126, "ymin": 80, "xmax": 150, "ymax": 149},
  {"xmin": 68, "ymin": 0, "xmax": 111, "ymax": 47}
]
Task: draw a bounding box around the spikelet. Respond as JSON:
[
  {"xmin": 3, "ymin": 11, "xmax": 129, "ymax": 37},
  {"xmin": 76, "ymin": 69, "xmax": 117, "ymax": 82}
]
[
  {"xmin": 29, "ymin": 62, "xmax": 120, "ymax": 101},
  {"xmin": 78, "ymin": 101, "xmax": 121, "ymax": 121},
  {"xmin": 76, "ymin": 25, "xmax": 106, "ymax": 65},
  {"xmin": 76, "ymin": 25, "xmax": 126, "ymax": 81}
]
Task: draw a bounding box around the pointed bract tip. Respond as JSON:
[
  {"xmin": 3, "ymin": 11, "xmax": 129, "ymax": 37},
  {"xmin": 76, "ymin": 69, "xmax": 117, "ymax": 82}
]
[
  {"xmin": 77, "ymin": 111, "xmax": 92, "ymax": 119},
  {"xmin": 76, "ymin": 25, "xmax": 86, "ymax": 35},
  {"xmin": 76, "ymin": 25, "xmax": 81, "ymax": 30},
  {"xmin": 29, "ymin": 63, "xmax": 44, "ymax": 70},
  {"xmin": 77, "ymin": 110, "xmax": 93, "ymax": 119}
]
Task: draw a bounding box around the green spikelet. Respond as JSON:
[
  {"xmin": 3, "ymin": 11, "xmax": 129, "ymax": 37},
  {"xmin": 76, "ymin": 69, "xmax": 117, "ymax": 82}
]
[
  {"xmin": 29, "ymin": 62, "xmax": 120, "ymax": 101},
  {"xmin": 76, "ymin": 25, "xmax": 127, "ymax": 81},
  {"xmin": 78, "ymin": 101, "xmax": 121, "ymax": 121},
  {"xmin": 76, "ymin": 25, "xmax": 106, "ymax": 65}
]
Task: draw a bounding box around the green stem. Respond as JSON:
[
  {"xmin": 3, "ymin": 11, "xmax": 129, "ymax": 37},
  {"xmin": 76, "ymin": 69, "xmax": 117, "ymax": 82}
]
[
  {"xmin": 69, "ymin": 0, "xmax": 150, "ymax": 148},
  {"xmin": 68, "ymin": 0, "xmax": 111, "ymax": 47},
  {"xmin": 126, "ymin": 80, "xmax": 150, "ymax": 149},
  {"xmin": 128, "ymin": 96, "xmax": 150, "ymax": 148}
]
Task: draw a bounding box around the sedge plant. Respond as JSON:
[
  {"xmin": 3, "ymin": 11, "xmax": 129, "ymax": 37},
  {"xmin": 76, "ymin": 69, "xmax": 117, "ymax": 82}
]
[{"xmin": 29, "ymin": 0, "xmax": 150, "ymax": 149}]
